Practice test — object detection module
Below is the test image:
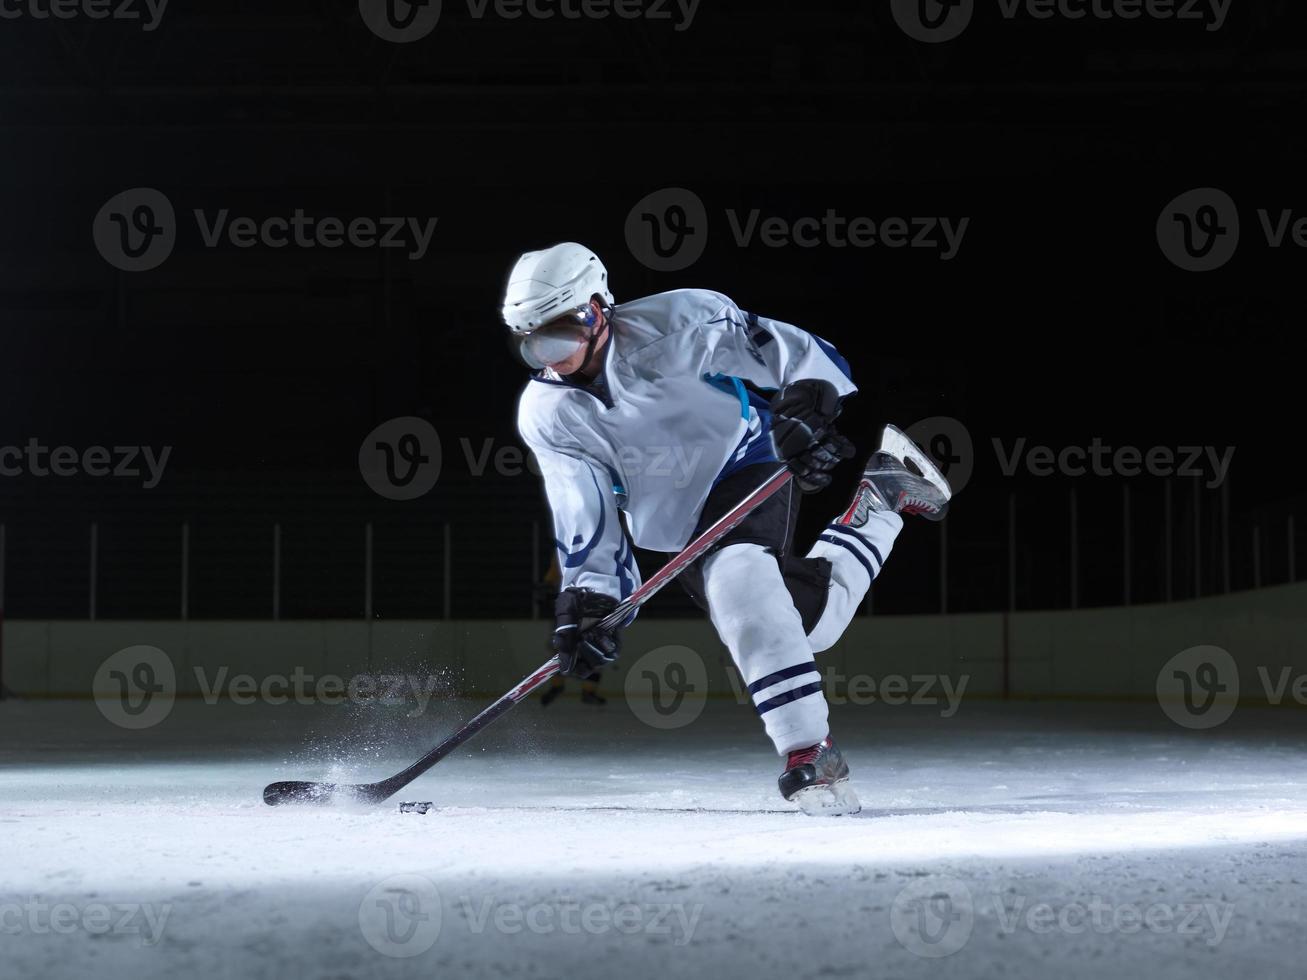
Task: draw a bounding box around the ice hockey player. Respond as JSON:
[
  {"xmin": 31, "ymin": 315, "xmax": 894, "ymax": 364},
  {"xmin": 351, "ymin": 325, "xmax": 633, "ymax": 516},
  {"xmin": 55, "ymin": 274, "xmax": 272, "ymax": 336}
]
[{"xmin": 503, "ymin": 243, "xmax": 951, "ymax": 815}]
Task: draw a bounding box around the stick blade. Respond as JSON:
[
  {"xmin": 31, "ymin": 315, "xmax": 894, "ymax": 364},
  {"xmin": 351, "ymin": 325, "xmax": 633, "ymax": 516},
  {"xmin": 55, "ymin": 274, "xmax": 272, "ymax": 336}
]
[
  {"xmin": 263, "ymin": 780, "xmax": 338, "ymax": 806},
  {"xmin": 263, "ymin": 780, "xmax": 396, "ymax": 807}
]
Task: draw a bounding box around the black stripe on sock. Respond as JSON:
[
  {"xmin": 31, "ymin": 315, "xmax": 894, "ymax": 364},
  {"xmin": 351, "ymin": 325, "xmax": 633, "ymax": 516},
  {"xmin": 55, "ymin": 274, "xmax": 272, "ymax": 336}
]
[
  {"xmin": 825, "ymin": 523, "xmax": 885, "ymax": 567},
  {"xmin": 747, "ymin": 663, "xmax": 821, "ymax": 696},
  {"xmin": 755, "ymin": 681, "xmax": 825, "ymax": 716},
  {"xmin": 818, "ymin": 533, "xmax": 878, "ymax": 582}
]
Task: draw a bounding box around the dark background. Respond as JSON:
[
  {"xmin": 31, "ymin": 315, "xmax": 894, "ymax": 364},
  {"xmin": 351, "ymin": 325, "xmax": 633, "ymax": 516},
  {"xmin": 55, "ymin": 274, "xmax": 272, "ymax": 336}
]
[{"xmin": 1, "ymin": 0, "xmax": 1302, "ymax": 620}]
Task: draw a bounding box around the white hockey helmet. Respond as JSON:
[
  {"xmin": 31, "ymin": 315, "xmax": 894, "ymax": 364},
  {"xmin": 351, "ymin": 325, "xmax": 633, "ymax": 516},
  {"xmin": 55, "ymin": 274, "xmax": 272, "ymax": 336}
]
[{"xmin": 501, "ymin": 242, "xmax": 614, "ymax": 335}]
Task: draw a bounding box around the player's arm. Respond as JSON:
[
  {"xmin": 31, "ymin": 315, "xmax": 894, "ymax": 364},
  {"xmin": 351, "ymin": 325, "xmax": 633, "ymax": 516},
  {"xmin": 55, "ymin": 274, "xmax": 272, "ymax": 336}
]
[
  {"xmin": 703, "ymin": 294, "xmax": 858, "ymax": 492},
  {"xmin": 702, "ymin": 293, "xmax": 857, "ymax": 400},
  {"xmin": 526, "ymin": 438, "xmax": 639, "ymax": 676}
]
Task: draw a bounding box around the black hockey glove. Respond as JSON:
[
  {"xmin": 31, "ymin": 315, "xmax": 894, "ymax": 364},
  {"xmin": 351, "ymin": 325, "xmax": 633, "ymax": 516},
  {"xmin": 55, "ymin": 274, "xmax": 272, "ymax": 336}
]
[
  {"xmin": 552, "ymin": 587, "xmax": 623, "ymax": 678},
  {"xmin": 769, "ymin": 379, "xmax": 856, "ymax": 493}
]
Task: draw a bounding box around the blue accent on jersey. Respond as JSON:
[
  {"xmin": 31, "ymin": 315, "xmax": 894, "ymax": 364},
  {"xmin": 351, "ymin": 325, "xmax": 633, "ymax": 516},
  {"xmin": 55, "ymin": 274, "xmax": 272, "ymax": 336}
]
[
  {"xmin": 702, "ymin": 372, "xmax": 749, "ymax": 419},
  {"xmin": 812, "ymin": 334, "xmax": 853, "ymax": 382},
  {"xmin": 555, "ymin": 466, "xmax": 608, "ymax": 568}
]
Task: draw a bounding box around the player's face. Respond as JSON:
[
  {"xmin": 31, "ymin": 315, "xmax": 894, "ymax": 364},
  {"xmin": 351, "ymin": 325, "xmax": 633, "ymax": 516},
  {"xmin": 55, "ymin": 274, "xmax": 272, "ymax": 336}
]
[{"xmin": 522, "ymin": 303, "xmax": 604, "ymax": 374}]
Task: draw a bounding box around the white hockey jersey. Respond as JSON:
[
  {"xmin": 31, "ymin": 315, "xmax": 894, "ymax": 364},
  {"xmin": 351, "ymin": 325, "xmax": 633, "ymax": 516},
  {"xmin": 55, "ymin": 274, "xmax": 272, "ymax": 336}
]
[{"xmin": 517, "ymin": 288, "xmax": 857, "ymax": 602}]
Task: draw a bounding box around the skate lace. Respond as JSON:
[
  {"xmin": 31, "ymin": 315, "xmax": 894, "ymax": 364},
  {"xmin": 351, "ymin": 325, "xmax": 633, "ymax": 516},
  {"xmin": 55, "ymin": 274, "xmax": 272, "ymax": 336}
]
[{"xmin": 787, "ymin": 740, "xmax": 825, "ymax": 768}]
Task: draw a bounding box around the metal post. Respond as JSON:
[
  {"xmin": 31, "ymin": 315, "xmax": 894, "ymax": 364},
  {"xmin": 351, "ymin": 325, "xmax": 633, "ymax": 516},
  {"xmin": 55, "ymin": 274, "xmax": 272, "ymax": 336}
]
[
  {"xmin": 1221, "ymin": 478, "xmax": 1230, "ymax": 594},
  {"xmin": 1290, "ymin": 515, "xmax": 1297, "ymax": 584},
  {"xmin": 1069, "ymin": 488, "xmax": 1078, "ymax": 610},
  {"xmin": 939, "ymin": 519, "xmax": 948, "ymax": 615},
  {"xmin": 89, "ymin": 522, "xmax": 98, "ymax": 621},
  {"xmin": 1253, "ymin": 525, "xmax": 1262, "ymax": 590},
  {"xmin": 1193, "ymin": 479, "xmax": 1201, "ymax": 598},
  {"xmin": 1122, "ymin": 484, "xmax": 1131, "ymax": 606},
  {"xmin": 531, "ymin": 521, "xmax": 541, "ymax": 619},
  {"xmin": 364, "ymin": 522, "xmax": 373, "ymax": 621},
  {"xmin": 1008, "ymin": 493, "xmax": 1016, "ymax": 613},
  {"xmin": 181, "ymin": 522, "xmax": 190, "ymax": 620},
  {"xmin": 443, "ymin": 523, "xmax": 452, "ymax": 620},
  {"xmin": 1163, "ymin": 481, "xmax": 1173, "ymax": 602},
  {"xmin": 272, "ymin": 523, "xmax": 282, "ymax": 621}
]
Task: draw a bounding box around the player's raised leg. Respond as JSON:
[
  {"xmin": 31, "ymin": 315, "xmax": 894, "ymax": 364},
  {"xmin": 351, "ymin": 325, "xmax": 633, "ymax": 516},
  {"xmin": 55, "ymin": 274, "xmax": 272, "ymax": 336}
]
[{"xmin": 806, "ymin": 424, "xmax": 953, "ymax": 653}]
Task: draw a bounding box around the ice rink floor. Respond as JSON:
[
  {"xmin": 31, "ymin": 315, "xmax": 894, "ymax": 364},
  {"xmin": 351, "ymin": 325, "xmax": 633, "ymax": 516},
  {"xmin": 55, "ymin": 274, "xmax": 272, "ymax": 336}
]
[{"xmin": 4, "ymin": 694, "xmax": 1307, "ymax": 980}]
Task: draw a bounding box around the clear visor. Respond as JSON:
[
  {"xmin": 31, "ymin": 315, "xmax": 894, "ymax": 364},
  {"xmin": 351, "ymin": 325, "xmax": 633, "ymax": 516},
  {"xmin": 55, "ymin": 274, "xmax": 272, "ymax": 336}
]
[{"xmin": 518, "ymin": 314, "xmax": 591, "ymax": 370}]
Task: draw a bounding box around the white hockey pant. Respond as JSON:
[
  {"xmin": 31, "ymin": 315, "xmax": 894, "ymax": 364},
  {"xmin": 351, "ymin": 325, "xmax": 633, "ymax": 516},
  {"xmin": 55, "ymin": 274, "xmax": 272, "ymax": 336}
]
[{"xmin": 700, "ymin": 510, "xmax": 903, "ymax": 755}]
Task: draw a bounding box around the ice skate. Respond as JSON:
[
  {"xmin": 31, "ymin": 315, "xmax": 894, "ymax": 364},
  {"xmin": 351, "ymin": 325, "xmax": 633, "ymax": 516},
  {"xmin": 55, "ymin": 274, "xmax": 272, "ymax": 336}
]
[
  {"xmin": 837, "ymin": 424, "xmax": 952, "ymax": 525},
  {"xmin": 778, "ymin": 736, "xmax": 861, "ymax": 816}
]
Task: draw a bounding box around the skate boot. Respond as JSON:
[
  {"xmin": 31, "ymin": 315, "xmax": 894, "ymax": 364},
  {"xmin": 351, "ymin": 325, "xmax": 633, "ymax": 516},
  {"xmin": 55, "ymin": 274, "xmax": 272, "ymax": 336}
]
[
  {"xmin": 779, "ymin": 736, "xmax": 861, "ymax": 816},
  {"xmin": 838, "ymin": 424, "xmax": 952, "ymax": 525}
]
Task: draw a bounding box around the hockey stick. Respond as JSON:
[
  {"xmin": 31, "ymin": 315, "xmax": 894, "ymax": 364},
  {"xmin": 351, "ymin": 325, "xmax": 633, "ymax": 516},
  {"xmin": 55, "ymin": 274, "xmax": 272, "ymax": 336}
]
[{"xmin": 262, "ymin": 465, "xmax": 793, "ymax": 806}]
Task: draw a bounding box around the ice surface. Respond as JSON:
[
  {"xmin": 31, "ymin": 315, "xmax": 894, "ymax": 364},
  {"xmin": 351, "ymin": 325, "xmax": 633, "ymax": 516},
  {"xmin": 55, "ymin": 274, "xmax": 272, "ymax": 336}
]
[{"xmin": 3, "ymin": 696, "xmax": 1307, "ymax": 980}]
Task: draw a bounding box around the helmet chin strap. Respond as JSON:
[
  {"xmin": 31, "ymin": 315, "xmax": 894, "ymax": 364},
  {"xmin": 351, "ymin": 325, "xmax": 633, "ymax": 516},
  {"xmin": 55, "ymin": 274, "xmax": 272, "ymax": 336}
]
[{"xmin": 567, "ymin": 309, "xmax": 609, "ymax": 381}]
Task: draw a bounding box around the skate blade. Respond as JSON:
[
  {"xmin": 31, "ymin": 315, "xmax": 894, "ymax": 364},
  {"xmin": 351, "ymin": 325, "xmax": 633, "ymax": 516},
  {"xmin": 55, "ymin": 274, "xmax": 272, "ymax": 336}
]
[
  {"xmin": 878, "ymin": 424, "xmax": 954, "ymax": 503},
  {"xmin": 793, "ymin": 779, "xmax": 861, "ymax": 817}
]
